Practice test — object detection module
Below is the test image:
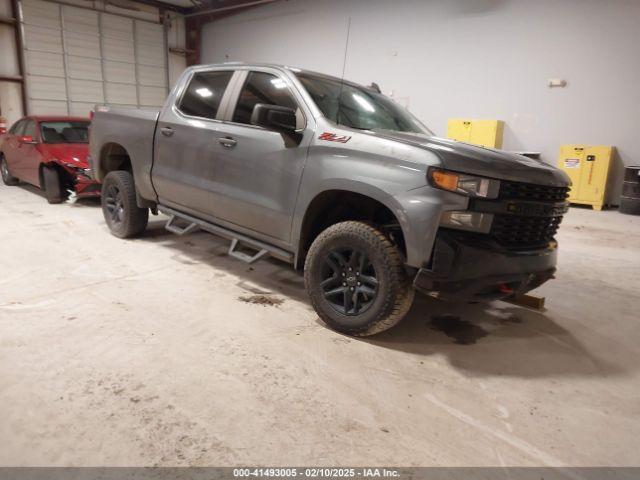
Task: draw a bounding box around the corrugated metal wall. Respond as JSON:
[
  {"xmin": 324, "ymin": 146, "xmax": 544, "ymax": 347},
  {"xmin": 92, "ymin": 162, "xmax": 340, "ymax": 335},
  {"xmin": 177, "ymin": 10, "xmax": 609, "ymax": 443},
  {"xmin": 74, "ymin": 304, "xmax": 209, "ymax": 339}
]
[{"xmin": 20, "ymin": 0, "xmax": 168, "ymax": 116}]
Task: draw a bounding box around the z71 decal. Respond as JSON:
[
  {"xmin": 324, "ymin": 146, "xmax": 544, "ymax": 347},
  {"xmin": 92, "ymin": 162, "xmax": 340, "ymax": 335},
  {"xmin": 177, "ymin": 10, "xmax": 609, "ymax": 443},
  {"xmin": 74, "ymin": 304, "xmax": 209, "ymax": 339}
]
[{"xmin": 318, "ymin": 132, "xmax": 351, "ymax": 143}]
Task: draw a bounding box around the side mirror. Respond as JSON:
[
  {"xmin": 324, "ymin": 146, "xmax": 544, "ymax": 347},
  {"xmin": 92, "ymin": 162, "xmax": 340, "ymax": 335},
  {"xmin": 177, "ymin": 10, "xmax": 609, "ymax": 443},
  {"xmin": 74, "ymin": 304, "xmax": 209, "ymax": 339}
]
[
  {"xmin": 251, "ymin": 103, "xmax": 297, "ymax": 132},
  {"xmin": 18, "ymin": 135, "xmax": 37, "ymax": 144}
]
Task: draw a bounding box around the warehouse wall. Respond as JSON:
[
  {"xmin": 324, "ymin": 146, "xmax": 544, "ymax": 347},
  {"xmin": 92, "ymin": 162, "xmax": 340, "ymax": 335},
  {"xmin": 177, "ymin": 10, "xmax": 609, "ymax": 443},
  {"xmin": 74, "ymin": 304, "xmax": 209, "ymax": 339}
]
[
  {"xmin": 0, "ymin": 0, "xmax": 185, "ymax": 126},
  {"xmin": 201, "ymin": 0, "xmax": 640, "ymax": 203},
  {"xmin": 0, "ymin": 0, "xmax": 24, "ymax": 127}
]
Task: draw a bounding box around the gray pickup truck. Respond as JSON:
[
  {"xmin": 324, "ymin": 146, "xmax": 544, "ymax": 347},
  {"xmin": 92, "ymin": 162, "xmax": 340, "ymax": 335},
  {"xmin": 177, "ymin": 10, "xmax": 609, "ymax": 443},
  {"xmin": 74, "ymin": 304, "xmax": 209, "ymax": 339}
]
[{"xmin": 89, "ymin": 63, "xmax": 570, "ymax": 336}]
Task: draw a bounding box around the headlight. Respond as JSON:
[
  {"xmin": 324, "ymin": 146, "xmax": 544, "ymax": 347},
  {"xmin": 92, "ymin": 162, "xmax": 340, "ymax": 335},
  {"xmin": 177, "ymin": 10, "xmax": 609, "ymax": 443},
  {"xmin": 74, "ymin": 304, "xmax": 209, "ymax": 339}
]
[
  {"xmin": 63, "ymin": 162, "xmax": 91, "ymax": 177},
  {"xmin": 428, "ymin": 168, "xmax": 500, "ymax": 199}
]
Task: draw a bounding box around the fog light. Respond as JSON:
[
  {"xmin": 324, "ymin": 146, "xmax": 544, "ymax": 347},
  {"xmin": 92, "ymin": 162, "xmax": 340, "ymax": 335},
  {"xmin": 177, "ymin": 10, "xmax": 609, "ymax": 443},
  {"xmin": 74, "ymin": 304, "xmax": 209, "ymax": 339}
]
[{"xmin": 440, "ymin": 211, "xmax": 493, "ymax": 233}]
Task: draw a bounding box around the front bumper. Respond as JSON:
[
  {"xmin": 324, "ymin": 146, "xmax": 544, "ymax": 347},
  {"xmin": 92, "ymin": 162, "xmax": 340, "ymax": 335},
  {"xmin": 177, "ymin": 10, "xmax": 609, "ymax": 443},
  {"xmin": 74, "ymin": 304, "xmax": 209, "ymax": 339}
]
[
  {"xmin": 75, "ymin": 178, "xmax": 101, "ymax": 197},
  {"xmin": 414, "ymin": 230, "xmax": 557, "ymax": 301}
]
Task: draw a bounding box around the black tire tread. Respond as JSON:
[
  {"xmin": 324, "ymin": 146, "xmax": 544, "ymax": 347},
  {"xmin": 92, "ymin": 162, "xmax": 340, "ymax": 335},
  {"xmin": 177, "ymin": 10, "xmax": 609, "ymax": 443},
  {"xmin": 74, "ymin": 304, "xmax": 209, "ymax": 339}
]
[
  {"xmin": 101, "ymin": 170, "xmax": 148, "ymax": 238},
  {"xmin": 304, "ymin": 221, "xmax": 414, "ymax": 336},
  {"xmin": 43, "ymin": 166, "xmax": 64, "ymax": 204}
]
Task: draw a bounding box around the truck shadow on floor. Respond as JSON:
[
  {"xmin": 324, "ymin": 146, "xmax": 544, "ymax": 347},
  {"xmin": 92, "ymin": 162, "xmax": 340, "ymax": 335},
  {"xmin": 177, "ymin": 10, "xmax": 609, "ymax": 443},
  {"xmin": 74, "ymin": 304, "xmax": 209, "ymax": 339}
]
[
  {"xmin": 142, "ymin": 220, "xmax": 626, "ymax": 380},
  {"xmin": 366, "ymin": 295, "xmax": 625, "ymax": 378}
]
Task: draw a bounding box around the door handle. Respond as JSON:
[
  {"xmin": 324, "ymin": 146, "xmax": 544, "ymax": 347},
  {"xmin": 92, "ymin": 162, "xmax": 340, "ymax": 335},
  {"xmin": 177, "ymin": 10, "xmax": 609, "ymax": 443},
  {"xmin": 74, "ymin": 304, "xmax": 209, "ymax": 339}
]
[
  {"xmin": 160, "ymin": 126, "xmax": 174, "ymax": 137},
  {"xmin": 218, "ymin": 137, "xmax": 237, "ymax": 148}
]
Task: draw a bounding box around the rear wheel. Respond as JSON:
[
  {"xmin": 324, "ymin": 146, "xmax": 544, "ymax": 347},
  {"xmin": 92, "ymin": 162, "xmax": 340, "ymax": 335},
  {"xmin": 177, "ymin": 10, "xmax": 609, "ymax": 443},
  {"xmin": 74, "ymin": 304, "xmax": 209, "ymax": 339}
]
[
  {"xmin": 304, "ymin": 221, "xmax": 414, "ymax": 336},
  {"xmin": 101, "ymin": 170, "xmax": 148, "ymax": 238},
  {"xmin": 1, "ymin": 156, "xmax": 19, "ymax": 185},
  {"xmin": 43, "ymin": 166, "xmax": 65, "ymax": 204}
]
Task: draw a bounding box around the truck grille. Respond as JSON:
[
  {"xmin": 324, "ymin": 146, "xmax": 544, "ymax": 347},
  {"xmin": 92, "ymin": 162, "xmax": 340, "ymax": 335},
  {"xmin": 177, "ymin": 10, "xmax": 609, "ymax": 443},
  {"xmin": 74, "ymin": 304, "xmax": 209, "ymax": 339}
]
[
  {"xmin": 487, "ymin": 181, "xmax": 569, "ymax": 249},
  {"xmin": 491, "ymin": 213, "xmax": 563, "ymax": 250},
  {"xmin": 499, "ymin": 181, "xmax": 570, "ymax": 203}
]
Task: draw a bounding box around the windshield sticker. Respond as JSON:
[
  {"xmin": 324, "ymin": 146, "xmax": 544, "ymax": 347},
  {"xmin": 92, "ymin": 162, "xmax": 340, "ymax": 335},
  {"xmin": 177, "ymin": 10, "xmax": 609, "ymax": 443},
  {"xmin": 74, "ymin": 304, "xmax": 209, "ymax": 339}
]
[
  {"xmin": 319, "ymin": 132, "xmax": 351, "ymax": 143},
  {"xmin": 564, "ymin": 158, "xmax": 580, "ymax": 168}
]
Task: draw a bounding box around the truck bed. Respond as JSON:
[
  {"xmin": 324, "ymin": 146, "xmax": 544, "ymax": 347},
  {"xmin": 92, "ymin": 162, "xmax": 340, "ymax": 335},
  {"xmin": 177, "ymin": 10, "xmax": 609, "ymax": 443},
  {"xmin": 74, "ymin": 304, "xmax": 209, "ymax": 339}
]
[{"xmin": 89, "ymin": 106, "xmax": 160, "ymax": 203}]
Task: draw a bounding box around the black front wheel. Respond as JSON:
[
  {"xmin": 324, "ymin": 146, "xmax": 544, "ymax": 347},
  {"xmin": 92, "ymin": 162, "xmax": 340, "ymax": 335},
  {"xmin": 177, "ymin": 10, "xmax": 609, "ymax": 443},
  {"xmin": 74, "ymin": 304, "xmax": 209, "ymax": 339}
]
[
  {"xmin": 101, "ymin": 170, "xmax": 148, "ymax": 238},
  {"xmin": 1, "ymin": 156, "xmax": 19, "ymax": 186},
  {"xmin": 304, "ymin": 221, "xmax": 414, "ymax": 336},
  {"xmin": 43, "ymin": 166, "xmax": 66, "ymax": 204}
]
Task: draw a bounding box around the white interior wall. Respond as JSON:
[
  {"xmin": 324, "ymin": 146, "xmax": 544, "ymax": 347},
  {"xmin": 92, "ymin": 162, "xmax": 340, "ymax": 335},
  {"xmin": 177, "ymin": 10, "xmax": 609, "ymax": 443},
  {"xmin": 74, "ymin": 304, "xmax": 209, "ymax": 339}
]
[{"xmin": 201, "ymin": 0, "xmax": 640, "ymax": 203}]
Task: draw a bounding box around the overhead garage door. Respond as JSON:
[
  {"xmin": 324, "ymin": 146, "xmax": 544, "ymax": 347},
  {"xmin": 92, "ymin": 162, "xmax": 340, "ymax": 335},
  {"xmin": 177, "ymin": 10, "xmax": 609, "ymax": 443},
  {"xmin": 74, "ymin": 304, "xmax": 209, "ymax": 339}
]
[{"xmin": 20, "ymin": 0, "xmax": 168, "ymax": 116}]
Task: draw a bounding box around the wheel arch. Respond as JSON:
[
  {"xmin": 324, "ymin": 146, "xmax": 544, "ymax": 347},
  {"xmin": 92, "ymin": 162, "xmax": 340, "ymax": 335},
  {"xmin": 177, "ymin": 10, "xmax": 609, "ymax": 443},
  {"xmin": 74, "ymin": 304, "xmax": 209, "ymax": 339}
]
[
  {"xmin": 294, "ymin": 187, "xmax": 407, "ymax": 270},
  {"xmin": 97, "ymin": 142, "xmax": 132, "ymax": 181}
]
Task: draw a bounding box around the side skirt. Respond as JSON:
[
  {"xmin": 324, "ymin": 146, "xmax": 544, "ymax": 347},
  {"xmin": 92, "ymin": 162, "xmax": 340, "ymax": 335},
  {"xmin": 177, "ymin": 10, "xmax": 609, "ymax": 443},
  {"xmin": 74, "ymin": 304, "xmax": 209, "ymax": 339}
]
[{"xmin": 159, "ymin": 205, "xmax": 294, "ymax": 265}]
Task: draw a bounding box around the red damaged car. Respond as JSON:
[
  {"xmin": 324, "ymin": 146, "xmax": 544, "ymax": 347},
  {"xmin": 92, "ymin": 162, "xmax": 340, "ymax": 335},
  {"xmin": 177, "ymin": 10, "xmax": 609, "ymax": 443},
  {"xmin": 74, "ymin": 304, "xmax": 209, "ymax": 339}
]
[{"xmin": 0, "ymin": 116, "xmax": 100, "ymax": 203}]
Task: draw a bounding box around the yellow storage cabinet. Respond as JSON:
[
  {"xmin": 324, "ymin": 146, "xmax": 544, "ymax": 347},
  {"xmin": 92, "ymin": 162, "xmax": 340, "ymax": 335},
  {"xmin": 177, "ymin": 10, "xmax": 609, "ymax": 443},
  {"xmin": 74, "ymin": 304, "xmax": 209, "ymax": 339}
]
[
  {"xmin": 447, "ymin": 119, "xmax": 504, "ymax": 148},
  {"xmin": 557, "ymin": 145, "xmax": 614, "ymax": 210},
  {"xmin": 447, "ymin": 119, "xmax": 473, "ymax": 144}
]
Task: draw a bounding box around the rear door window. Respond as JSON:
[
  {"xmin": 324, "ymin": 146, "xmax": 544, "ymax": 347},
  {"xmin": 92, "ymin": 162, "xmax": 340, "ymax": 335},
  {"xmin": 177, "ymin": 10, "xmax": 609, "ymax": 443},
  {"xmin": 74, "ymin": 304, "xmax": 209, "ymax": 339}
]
[
  {"xmin": 178, "ymin": 70, "xmax": 234, "ymax": 120},
  {"xmin": 232, "ymin": 72, "xmax": 298, "ymax": 125}
]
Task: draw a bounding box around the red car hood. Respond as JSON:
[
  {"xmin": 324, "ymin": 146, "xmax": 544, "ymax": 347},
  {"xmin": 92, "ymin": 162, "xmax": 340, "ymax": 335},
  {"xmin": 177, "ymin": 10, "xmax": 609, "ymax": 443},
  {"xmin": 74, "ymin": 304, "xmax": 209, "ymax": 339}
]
[{"xmin": 39, "ymin": 143, "xmax": 90, "ymax": 168}]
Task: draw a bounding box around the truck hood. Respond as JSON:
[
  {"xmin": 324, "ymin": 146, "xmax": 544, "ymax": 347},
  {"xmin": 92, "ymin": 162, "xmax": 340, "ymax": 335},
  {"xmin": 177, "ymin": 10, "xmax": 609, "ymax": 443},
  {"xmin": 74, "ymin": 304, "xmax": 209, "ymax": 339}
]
[
  {"xmin": 369, "ymin": 131, "xmax": 570, "ymax": 187},
  {"xmin": 39, "ymin": 144, "xmax": 90, "ymax": 168}
]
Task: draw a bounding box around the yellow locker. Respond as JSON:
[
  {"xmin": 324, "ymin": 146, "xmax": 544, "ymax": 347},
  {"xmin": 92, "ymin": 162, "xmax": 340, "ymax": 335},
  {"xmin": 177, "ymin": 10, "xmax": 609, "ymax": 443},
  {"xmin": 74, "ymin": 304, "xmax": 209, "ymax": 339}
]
[
  {"xmin": 469, "ymin": 120, "xmax": 504, "ymax": 149},
  {"xmin": 447, "ymin": 119, "xmax": 472, "ymax": 143},
  {"xmin": 447, "ymin": 119, "xmax": 504, "ymax": 148},
  {"xmin": 557, "ymin": 145, "xmax": 613, "ymax": 210}
]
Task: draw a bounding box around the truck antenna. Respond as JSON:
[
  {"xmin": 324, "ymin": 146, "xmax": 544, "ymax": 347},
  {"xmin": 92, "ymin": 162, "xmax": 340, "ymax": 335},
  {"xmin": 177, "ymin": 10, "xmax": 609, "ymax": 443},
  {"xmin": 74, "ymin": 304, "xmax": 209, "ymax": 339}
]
[{"xmin": 337, "ymin": 17, "xmax": 351, "ymax": 126}]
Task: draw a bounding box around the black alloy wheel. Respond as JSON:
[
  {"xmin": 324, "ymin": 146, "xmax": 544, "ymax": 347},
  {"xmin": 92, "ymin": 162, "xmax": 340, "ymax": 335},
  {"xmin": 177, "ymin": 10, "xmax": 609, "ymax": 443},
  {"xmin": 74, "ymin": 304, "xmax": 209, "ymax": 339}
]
[
  {"xmin": 321, "ymin": 247, "xmax": 379, "ymax": 315},
  {"xmin": 104, "ymin": 183, "xmax": 124, "ymax": 226}
]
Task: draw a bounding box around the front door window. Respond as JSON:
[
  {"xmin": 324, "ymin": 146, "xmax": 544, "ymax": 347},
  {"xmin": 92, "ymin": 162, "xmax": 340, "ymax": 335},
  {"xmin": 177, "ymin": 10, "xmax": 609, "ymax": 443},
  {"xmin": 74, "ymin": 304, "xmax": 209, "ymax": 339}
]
[{"xmin": 232, "ymin": 72, "xmax": 299, "ymax": 125}]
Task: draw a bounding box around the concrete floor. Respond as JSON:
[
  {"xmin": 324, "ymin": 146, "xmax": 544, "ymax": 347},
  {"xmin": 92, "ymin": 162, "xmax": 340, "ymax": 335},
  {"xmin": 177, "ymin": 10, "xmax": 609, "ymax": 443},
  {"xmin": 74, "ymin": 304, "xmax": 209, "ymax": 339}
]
[{"xmin": 0, "ymin": 181, "xmax": 639, "ymax": 467}]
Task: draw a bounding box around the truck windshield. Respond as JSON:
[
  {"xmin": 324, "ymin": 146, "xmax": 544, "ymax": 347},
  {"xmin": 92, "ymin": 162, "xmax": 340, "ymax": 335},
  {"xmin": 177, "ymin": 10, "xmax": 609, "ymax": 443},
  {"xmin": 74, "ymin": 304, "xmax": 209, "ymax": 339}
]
[
  {"xmin": 40, "ymin": 121, "xmax": 90, "ymax": 144},
  {"xmin": 296, "ymin": 72, "xmax": 429, "ymax": 134}
]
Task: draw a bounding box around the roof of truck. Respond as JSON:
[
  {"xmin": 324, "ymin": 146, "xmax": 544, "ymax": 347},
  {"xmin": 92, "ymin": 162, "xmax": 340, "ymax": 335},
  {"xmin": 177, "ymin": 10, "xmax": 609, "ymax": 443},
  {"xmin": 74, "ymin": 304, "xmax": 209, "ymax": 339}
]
[{"xmin": 192, "ymin": 62, "xmax": 367, "ymax": 88}]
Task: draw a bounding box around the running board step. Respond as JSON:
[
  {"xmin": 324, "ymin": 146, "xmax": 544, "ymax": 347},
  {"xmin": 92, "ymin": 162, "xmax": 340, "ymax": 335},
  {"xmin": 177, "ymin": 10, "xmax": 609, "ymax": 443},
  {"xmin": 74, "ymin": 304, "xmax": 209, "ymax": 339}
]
[
  {"xmin": 228, "ymin": 239, "xmax": 268, "ymax": 264},
  {"xmin": 159, "ymin": 205, "xmax": 293, "ymax": 264},
  {"xmin": 165, "ymin": 214, "xmax": 199, "ymax": 235}
]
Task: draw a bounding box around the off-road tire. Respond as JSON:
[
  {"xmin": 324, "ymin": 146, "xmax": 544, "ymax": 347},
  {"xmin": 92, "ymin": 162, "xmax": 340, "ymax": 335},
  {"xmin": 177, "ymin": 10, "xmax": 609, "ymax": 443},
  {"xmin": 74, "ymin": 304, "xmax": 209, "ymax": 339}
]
[
  {"xmin": 101, "ymin": 170, "xmax": 148, "ymax": 238},
  {"xmin": 1, "ymin": 156, "xmax": 19, "ymax": 185},
  {"xmin": 43, "ymin": 166, "xmax": 65, "ymax": 204},
  {"xmin": 304, "ymin": 221, "xmax": 414, "ymax": 336}
]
